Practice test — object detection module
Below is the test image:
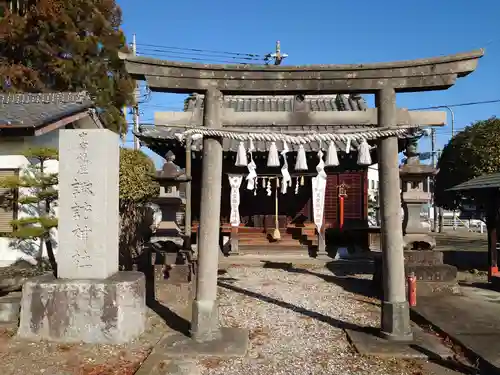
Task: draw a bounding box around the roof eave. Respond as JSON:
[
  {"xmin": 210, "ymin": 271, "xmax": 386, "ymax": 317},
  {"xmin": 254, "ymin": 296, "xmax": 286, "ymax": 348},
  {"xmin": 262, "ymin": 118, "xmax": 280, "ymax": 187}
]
[{"xmin": 0, "ymin": 110, "xmax": 92, "ymax": 138}]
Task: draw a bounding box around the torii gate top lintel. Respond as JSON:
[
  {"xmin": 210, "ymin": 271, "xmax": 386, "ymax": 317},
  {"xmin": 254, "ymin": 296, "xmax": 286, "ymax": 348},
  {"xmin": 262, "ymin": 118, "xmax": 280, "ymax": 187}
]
[{"xmin": 119, "ymin": 49, "xmax": 484, "ymax": 95}]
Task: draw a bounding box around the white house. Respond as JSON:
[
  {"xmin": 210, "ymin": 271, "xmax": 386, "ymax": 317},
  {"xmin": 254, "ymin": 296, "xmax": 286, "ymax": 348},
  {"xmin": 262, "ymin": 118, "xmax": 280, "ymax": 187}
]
[
  {"xmin": 367, "ymin": 164, "xmax": 379, "ymax": 199},
  {"xmin": 0, "ymin": 92, "xmax": 103, "ymax": 267}
]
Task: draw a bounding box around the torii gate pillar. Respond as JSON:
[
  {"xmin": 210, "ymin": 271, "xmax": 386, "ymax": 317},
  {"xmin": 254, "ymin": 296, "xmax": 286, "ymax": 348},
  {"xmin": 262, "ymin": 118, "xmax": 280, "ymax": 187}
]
[
  {"xmin": 191, "ymin": 88, "xmax": 224, "ymax": 341},
  {"xmin": 377, "ymin": 88, "xmax": 412, "ymax": 341}
]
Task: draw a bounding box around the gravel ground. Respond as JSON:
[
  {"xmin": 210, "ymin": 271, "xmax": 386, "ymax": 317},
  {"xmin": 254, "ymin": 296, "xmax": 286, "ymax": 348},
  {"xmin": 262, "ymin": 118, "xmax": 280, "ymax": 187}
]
[
  {"xmin": 0, "ymin": 311, "xmax": 167, "ymax": 375},
  {"xmin": 0, "ymin": 267, "xmax": 467, "ymax": 375},
  {"xmin": 193, "ymin": 267, "xmax": 433, "ymax": 375}
]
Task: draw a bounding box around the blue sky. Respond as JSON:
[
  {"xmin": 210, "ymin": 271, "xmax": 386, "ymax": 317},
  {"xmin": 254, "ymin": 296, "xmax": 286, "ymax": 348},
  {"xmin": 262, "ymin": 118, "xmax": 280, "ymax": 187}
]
[{"xmin": 118, "ymin": 0, "xmax": 500, "ymax": 167}]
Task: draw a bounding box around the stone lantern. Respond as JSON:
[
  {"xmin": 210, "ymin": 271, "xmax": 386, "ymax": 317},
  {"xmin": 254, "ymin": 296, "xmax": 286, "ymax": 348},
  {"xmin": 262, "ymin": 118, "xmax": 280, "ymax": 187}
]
[
  {"xmin": 400, "ymin": 139, "xmax": 437, "ymax": 250},
  {"xmin": 149, "ymin": 151, "xmax": 192, "ymax": 284}
]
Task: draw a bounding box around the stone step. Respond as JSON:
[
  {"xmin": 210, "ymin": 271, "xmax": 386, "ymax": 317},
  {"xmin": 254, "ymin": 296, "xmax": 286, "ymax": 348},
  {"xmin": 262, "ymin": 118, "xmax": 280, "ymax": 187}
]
[
  {"xmin": 238, "ymin": 245, "xmax": 313, "ymax": 253},
  {"xmin": 405, "ymin": 264, "xmax": 457, "ymax": 282},
  {"xmin": 238, "ymin": 239, "xmax": 318, "ymax": 244},
  {"xmin": 404, "ymin": 250, "xmax": 444, "ymax": 266}
]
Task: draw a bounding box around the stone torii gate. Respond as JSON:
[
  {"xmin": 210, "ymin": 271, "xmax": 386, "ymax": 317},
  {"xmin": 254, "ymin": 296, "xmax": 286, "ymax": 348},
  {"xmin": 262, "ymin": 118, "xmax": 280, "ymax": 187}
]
[{"xmin": 120, "ymin": 50, "xmax": 483, "ymax": 349}]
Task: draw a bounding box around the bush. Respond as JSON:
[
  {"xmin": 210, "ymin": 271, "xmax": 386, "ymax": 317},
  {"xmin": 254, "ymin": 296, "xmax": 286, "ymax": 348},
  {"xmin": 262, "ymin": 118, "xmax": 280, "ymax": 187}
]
[{"xmin": 119, "ymin": 148, "xmax": 159, "ymax": 269}]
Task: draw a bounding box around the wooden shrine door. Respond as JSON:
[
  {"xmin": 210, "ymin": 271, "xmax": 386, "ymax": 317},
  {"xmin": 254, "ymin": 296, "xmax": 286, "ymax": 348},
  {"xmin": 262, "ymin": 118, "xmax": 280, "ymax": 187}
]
[{"xmin": 324, "ymin": 172, "xmax": 367, "ymax": 229}]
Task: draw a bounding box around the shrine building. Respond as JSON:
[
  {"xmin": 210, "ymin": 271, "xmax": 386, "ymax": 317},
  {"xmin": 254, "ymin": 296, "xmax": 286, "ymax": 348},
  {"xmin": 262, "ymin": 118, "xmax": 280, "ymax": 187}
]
[{"xmin": 136, "ymin": 93, "xmax": 416, "ymax": 256}]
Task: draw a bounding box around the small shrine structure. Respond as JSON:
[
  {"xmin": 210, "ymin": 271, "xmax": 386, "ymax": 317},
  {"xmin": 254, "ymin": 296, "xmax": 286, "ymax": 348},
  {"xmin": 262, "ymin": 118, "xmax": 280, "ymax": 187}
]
[{"xmin": 120, "ymin": 49, "xmax": 483, "ymax": 349}]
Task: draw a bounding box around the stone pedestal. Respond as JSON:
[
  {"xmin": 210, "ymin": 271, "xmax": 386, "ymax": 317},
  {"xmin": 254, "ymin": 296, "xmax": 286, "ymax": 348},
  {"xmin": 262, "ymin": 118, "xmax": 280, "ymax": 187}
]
[
  {"xmin": 18, "ymin": 272, "xmax": 146, "ymax": 344},
  {"xmin": 404, "ymin": 250, "xmax": 459, "ymax": 296},
  {"xmin": 18, "ymin": 130, "xmax": 147, "ymax": 344},
  {"xmin": 373, "ymin": 251, "xmax": 459, "ymax": 297},
  {"xmin": 373, "ymin": 140, "xmax": 460, "ymax": 296}
]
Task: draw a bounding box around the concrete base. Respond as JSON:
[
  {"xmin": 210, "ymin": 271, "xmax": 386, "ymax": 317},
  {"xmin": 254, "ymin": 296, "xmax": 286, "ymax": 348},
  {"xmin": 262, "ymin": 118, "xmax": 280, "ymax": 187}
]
[
  {"xmin": 380, "ymin": 301, "xmax": 414, "ymax": 341},
  {"xmin": 373, "ymin": 252, "xmax": 459, "ymax": 297},
  {"xmin": 18, "ymin": 272, "xmax": 146, "ymax": 344},
  {"xmin": 190, "ymin": 299, "xmax": 221, "ymax": 342},
  {"xmin": 346, "ymin": 324, "xmax": 453, "ymax": 359},
  {"xmin": 416, "ymin": 281, "xmax": 461, "ymax": 297},
  {"xmin": 0, "ymin": 292, "xmax": 21, "ymax": 323},
  {"xmin": 158, "ymin": 327, "xmax": 249, "ymax": 357}
]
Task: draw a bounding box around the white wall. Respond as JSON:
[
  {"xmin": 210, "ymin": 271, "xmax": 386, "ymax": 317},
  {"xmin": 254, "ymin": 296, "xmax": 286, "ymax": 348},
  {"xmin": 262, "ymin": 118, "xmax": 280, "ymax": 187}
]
[{"xmin": 0, "ymin": 116, "xmax": 98, "ymax": 267}]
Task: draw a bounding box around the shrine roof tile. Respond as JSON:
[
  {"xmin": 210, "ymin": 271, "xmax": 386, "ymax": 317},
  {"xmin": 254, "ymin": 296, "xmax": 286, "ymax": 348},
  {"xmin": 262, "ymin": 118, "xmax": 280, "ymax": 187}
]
[
  {"xmin": 448, "ymin": 173, "xmax": 500, "ymax": 191},
  {"xmin": 139, "ymin": 94, "xmax": 378, "ymax": 153},
  {"xmin": 184, "ymin": 93, "xmax": 368, "ymax": 113},
  {"xmin": 0, "ymin": 92, "xmax": 93, "ymax": 130}
]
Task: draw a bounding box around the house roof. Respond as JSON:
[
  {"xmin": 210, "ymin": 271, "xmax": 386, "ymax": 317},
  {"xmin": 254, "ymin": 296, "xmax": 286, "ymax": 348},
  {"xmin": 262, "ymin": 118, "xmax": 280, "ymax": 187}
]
[
  {"xmin": 448, "ymin": 172, "xmax": 500, "ymax": 191},
  {"xmin": 0, "ymin": 91, "xmax": 94, "ymax": 136},
  {"xmin": 137, "ymin": 94, "xmax": 413, "ymax": 155}
]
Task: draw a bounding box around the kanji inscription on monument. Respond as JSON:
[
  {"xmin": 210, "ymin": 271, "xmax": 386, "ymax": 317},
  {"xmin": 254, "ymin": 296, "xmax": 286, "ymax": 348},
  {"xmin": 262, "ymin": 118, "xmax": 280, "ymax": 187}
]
[{"xmin": 58, "ymin": 129, "xmax": 120, "ymax": 279}]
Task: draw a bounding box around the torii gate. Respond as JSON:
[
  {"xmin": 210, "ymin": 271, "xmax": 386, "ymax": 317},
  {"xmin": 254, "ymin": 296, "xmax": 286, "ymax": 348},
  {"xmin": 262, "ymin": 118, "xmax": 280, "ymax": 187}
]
[{"xmin": 120, "ymin": 49, "xmax": 483, "ymax": 351}]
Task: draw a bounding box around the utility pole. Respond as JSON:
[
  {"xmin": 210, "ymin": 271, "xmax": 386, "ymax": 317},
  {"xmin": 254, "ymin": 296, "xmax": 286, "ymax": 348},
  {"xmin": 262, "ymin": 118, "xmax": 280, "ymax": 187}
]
[
  {"xmin": 264, "ymin": 41, "xmax": 288, "ymax": 65},
  {"xmin": 431, "ymin": 128, "xmax": 438, "ymax": 232},
  {"xmin": 131, "ymin": 34, "xmax": 140, "ymax": 150},
  {"xmin": 445, "ymin": 106, "xmax": 457, "ymax": 230},
  {"xmin": 437, "ymin": 148, "xmax": 444, "ymax": 233}
]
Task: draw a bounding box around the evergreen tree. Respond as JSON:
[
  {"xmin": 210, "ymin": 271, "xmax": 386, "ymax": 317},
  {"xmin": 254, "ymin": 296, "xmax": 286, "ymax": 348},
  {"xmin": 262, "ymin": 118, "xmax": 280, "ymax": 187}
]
[
  {"xmin": 435, "ymin": 117, "xmax": 500, "ymax": 210},
  {"xmin": 0, "ymin": 0, "xmax": 135, "ymax": 134},
  {"xmin": 0, "ymin": 147, "xmax": 59, "ymax": 275},
  {"xmin": 118, "ymin": 148, "xmax": 159, "ymax": 270}
]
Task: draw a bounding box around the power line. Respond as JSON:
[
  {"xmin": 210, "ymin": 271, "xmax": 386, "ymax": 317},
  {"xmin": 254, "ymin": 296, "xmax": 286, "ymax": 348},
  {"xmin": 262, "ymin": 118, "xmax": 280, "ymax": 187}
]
[
  {"xmin": 135, "ymin": 43, "xmax": 264, "ymax": 59},
  {"xmin": 136, "ymin": 47, "xmax": 263, "ymax": 62},
  {"xmin": 135, "ymin": 51, "xmax": 260, "ymax": 65},
  {"xmin": 410, "ymin": 99, "xmax": 500, "ymax": 111}
]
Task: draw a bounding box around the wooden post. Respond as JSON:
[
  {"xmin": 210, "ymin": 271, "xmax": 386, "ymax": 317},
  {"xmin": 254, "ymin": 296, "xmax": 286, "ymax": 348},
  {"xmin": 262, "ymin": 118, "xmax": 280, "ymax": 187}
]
[
  {"xmin": 184, "ymin": 136, "xmax": 192, "ymax": 251},
  {"xmin": 231, "ymin": 226, "xmax": 240, "ymax": 255},
  {"xmin": 339, "ymin": 196, "xmax": 345, "ymax": 229},
  {"xmin": 487, "ymin": 191, "xmax": 499, "ymax": 281}
]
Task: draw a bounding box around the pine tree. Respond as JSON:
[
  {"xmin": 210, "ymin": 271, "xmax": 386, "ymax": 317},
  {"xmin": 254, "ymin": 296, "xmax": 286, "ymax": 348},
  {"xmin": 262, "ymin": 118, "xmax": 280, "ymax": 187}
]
[
  {"xmin": 0, "ymin": 148, "xmax": 59, "ymax": 274},
  {"xmin": 0, "ymin": 0, "xmax": 135, "ymax": 134}
]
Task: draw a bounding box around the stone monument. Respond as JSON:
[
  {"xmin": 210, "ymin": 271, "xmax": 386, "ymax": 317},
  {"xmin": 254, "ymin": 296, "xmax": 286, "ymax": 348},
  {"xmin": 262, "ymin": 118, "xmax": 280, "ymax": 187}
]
[{"xmin": 17, "ymin": 129, "xmax": 146, "ymax": 344}]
